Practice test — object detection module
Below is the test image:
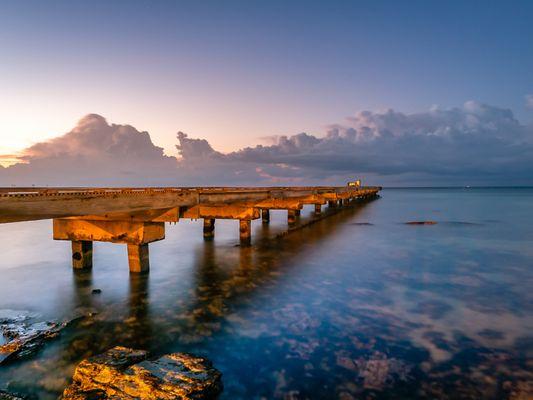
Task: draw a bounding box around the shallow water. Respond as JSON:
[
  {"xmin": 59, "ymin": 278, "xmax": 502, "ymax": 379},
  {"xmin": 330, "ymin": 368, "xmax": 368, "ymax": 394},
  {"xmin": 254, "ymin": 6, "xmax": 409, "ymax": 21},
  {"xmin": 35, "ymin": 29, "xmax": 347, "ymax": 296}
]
[{"xmin": 0, "ymin": 188, "xmax": 532, "ymax": 399}]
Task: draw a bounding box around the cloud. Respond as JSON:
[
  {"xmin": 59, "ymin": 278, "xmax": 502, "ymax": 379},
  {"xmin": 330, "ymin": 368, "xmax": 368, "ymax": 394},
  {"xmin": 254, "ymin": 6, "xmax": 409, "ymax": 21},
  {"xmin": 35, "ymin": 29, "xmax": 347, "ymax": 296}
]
[
  {"xmin": 226, "ymin": 101, "xmax": 533, "ymax": 184},
  {"xmin": 526, "ymin": 94, "xmax": 533, "ymax": 110},
  {"xmin": 0, "ymin": 114, "xmax": 177, "ymax": 186},
  {"xmin": 1, "ymin": 101, "xmax": 532, "ymax": 187}
]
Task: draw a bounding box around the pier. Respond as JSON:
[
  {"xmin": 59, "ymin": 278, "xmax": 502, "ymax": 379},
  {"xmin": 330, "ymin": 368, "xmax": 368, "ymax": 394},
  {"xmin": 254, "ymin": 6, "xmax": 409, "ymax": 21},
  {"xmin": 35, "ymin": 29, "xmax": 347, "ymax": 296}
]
[{"xmin": 0, "ymin": 185, "xmax": 380, "ymax": 273}]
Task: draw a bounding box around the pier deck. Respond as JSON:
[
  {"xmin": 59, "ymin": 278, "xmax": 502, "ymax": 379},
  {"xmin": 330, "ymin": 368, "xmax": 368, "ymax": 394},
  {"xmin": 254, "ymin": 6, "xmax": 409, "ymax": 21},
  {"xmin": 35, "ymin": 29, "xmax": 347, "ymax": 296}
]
[{"xmin": 0, "ymin": 185, "xmax": 381, "ymax": 273}]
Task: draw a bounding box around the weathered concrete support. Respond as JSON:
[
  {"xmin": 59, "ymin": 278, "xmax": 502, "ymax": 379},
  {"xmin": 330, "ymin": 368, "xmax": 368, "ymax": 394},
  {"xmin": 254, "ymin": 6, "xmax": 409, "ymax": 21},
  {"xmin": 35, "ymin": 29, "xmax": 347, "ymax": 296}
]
[
  {"xmin": 328, "ymin": 200, "xmax": 336, "ymax": 208},
  {"xmin": 71, "ymin": 240, "xmax": 92, "ymax": 269},
  {"xmin": 203, "ymin": 218, "xmax": 215, "ymax": 239},
  {"xmin": 239, "ymin": 219, "xmax": 252, "ymax": 246},
  {"xmin": 294, "ymin": 209, "xmax": 301, "ymax": 217},
  {"xmin": 288, "ymin": 209, "xmax": 297, "ymax": 225},
  {"xmin": 314, "ymin": 204, "xmax": 322, "ymax": 216},
  {"xmin": 338, "ymin": 199, "xmax": 344, "ymax": 207},
  {"xmin": 183, "ymin": 205, "xmax": 259, "ymax": 220},
  {"xmin": 127, "ymin": 244, "xmax": 149, "ymax": 273},
  {"xmin": 261, "ymin": 209, "xmax": 270, "ymax": 224},
  {"xmin": 53, "ymin": 219, "xmax": 165, "ymax": 245}
]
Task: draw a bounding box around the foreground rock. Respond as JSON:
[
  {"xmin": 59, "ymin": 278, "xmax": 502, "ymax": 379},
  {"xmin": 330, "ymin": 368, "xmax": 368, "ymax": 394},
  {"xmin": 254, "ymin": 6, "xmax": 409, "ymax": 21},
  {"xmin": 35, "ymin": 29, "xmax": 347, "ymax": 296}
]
[
  {"xmin": 0, "ymin": 309, "xmax": 86, "ymax": 364},
  {"xmin": 62, "ymin": 346, "xmax": 223, "ymax": 399}
]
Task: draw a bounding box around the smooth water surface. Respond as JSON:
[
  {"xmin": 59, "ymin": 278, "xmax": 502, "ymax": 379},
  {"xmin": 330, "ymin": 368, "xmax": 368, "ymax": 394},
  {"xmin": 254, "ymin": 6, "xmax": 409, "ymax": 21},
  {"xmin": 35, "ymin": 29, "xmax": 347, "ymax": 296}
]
[{"xmin": 0, "ymin": 188, "xmax": 532, "ymax": 399}]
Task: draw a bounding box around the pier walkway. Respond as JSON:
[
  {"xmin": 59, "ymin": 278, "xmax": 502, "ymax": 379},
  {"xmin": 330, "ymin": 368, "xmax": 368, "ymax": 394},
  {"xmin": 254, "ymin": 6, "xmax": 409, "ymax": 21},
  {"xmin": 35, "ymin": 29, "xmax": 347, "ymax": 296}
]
[{"xmin": 0, "ymin": 185, "xmax": 380, "ymax": 273}]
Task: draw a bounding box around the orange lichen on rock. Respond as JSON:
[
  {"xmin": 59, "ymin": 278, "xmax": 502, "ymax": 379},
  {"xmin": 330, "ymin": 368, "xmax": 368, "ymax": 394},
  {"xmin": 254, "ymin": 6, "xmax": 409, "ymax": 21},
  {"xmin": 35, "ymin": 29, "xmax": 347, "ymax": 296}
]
[{"xmin": 62, "ymin": 346, "xmax": 223, "ymax": 399}]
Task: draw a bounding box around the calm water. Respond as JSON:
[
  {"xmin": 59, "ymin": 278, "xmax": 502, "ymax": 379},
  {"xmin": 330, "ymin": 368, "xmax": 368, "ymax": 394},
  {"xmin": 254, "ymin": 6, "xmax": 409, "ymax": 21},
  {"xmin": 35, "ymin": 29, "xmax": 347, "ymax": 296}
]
[{"xmin": 0, "ymin": 188, "xmax": 532, "ymax": 399}]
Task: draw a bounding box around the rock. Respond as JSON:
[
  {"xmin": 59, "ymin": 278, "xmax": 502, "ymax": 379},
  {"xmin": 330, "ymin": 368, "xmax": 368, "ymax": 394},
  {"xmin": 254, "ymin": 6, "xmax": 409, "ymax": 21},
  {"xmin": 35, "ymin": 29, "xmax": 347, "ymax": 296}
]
[
  {"xmin": 0, "ymin": 310, "xmax": 86, "ymax": 364},
  {"xmin": 91, "ymin": 289, "xmax": 102, "ymax": 295},
  {"xmin": 0, "ymin": 310, "xmax": 38, "ymax": 324},
  {"xmin": 405, "ymin": 221, "xmax": 437, "ymax": 225},
  {"xmin": 62, "ymin": 346, "xmax": 223, "ymax": 399},
  {"xmin": 354, "ymin": 353, "xmax": 411, "ymax": 390},
  {"xmin": 0, "ymin": 390, "xmax": 26, "ymax": 400}
]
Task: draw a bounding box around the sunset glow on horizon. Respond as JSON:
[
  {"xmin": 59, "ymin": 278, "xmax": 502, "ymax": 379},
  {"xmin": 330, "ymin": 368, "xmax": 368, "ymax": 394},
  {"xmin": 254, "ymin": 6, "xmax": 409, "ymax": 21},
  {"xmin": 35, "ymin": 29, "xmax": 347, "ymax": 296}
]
[{"xmin": 0, "ymin": 0, "xmax": 532, "ymax": 186}]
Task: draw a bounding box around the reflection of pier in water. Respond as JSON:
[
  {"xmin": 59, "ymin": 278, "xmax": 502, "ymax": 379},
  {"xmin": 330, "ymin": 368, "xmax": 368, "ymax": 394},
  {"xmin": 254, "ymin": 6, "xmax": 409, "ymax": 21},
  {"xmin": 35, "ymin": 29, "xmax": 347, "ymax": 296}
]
[
  {"xmin": 189, "ymin": 200, "xmax": 377, "ymax": 319},
  {"xmin": 0, "ymin": 185, "xmax": 380, "ymax": 273},
  {"xmin": 60, "ymin": 199, "xmax": 377, "ymax": 357}
]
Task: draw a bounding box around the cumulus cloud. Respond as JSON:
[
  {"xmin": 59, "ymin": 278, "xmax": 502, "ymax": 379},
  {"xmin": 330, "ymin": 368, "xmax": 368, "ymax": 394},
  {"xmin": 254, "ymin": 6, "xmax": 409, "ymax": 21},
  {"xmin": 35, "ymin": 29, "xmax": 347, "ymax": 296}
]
[
  {"xmin": 1, "ymin": 101, "xmax": 532, "ymax": 187},
  {"xmin": 226, "ymin": 101, "xmax": 533, "ymax": 184},
  {"xmin": 0, "ymin": 114, "xmax": 177, "ymax": 186}
]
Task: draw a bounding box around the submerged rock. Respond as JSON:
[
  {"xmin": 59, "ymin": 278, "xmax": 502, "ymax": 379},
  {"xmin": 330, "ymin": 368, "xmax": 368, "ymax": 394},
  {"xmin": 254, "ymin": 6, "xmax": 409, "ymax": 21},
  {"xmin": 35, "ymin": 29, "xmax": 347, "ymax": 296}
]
[
  {"xmin": 0, "ymin": 390, "xmax": 26, "ymax": 400},
  {"xmin": 62, "ymin": 346, "xmax": 223, "ymax": 399},
  {"xmin": 0, "ymin": 310, "xmax": 87, "ymax": 364},
  {"xmin": 405, "ymin": 221, "xmax": 437, "ymax": 225}
]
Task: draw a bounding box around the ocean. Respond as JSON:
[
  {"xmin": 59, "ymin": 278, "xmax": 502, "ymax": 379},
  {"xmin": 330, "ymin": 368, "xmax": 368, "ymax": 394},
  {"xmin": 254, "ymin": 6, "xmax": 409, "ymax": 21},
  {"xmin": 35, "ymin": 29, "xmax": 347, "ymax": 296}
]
[{"xmin": 0, "ymin": 188, "xmax": 532, "ymax": 399}]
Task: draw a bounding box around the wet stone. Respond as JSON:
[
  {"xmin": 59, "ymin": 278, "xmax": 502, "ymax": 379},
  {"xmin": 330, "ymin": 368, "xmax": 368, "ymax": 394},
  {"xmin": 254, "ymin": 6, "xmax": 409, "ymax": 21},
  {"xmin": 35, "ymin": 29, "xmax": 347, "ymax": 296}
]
[
  {"xmin": 0, "ymin": 390, "xmax": 27, "ymax": 400},
  {"xmin": 0, "ymin": 310, "xmax": 84, "ymax": 364},
  {"xmin": 62, "ymin": 346, "xmax": 223, "ymax": 400}
]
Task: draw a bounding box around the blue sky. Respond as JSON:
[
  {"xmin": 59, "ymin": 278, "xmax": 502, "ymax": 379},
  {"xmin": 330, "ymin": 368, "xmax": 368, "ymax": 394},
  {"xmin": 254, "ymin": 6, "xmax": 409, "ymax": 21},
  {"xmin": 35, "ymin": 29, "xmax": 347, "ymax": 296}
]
[{"xmin": 0, "ymin": 0, "xmax": 532, "ymax": 185}]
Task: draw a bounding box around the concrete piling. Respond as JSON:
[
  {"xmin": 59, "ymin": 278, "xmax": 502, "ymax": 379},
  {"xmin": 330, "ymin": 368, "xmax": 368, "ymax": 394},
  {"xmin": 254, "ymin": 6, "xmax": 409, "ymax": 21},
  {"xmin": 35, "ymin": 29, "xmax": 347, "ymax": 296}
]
[
  {"xmin": 127, "ymin": 244, "xmax": 150, "ymax": 273},
  {"xmin": 288, "ymin": 209, "xmax": 297, "ymax": 225},
  {"xmin": 239, "ymin": 219, "xmax": 252, "ymax": 246},
  {"xmin": 203, "ymin": 218, "xmax": 215, "ymax": 239},
  {"xmin": 314, "ymin": 204, "xmax": 322, "ymax": 216},
  {"xmin": 71, "ymin": 240, "xmax": 93, "ymax": 270},
  {"xmin": 261, "ymin": 209, "xmax": 270, "ymax": 224}
]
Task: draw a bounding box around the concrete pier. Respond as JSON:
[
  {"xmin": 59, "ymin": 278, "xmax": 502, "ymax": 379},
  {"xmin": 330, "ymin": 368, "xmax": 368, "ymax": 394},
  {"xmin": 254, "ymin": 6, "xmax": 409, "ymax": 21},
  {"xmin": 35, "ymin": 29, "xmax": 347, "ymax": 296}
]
[{"xmin": 1, "ymin": 184, "xmax": 381, "ymax": 274}]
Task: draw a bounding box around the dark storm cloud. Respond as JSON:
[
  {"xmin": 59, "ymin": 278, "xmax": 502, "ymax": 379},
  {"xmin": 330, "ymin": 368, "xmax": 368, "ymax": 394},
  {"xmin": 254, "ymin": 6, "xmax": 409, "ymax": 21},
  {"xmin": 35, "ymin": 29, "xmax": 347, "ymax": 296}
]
[{"xmin": 1, "ymin": 101, "xmax": 532, "ymax": 187}]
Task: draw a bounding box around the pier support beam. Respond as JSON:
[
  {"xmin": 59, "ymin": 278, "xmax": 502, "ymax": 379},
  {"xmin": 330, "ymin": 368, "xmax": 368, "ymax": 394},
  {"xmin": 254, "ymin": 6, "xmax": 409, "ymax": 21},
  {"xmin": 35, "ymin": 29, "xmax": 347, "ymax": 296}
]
[
  {"xmin": 288, "ymin": 209, "xmax": 297, "ymax": 225},
  {"xmin": 71, "ymin": 240, "xmax": 92, "ymax": 270},
  {"xmin": 328, "ymin": 200, "xmax": 336, "ymax": 208},
  {"xmin": 314, "ymin": 204, "xmax": 322, "ymax": 216},
  {"xmin": 54, "ymin": 219, "xmax": 164, "ymax": 274},
  {"xmin": 261, "ymin": 209, "xmax": 270, "ymax": 224},
  {"xmin": 127, "ymin": 244, "xmax": 149, "ymax": 273},
  {"xmin": 239, "ymin": 219, "xmax": 251, "ymax": 246},
  {"xmin": 203, "ymin": 218, "xmax": 215, "ymax": 240},
  {"xmin": 338, "ymin": 199, "xmax": 344, "ymax": 207}
]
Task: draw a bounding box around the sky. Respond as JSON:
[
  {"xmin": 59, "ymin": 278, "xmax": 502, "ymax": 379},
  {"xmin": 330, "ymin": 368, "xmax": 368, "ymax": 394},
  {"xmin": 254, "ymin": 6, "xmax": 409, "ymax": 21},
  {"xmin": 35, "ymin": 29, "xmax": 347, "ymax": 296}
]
[{"xmin": 0, "ymin": 0, "xmax": 532, "ymax": 186}]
